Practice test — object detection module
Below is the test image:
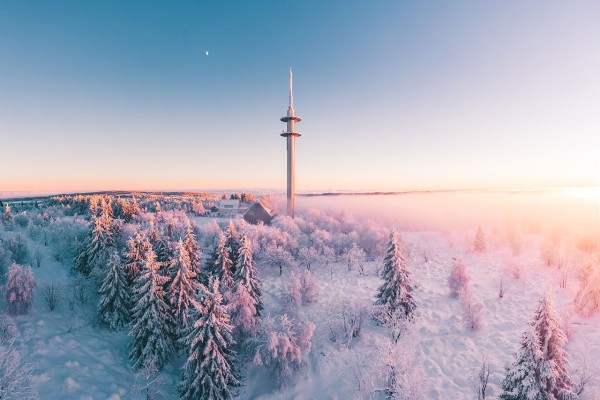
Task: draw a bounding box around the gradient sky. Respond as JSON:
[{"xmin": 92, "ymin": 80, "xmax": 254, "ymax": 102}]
[{"xmin": 1, "ymin": 1, "xmax": 599, "ymax": 193}]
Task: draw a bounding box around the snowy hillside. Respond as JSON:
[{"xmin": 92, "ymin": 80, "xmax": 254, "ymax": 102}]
[{"xmin": 1, "ymin": 193, "xmax": 599, "ymax": 399}]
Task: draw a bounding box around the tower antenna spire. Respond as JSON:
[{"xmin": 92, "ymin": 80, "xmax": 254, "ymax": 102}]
[{"xmin": 289, "ymin": 68, "xmax": 293, "ymax": 108}]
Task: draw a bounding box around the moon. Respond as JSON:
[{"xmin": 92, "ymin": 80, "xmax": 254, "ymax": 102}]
[{"xmin": 205, "ymin": 51, "xmax": 209, "ymax": 56}]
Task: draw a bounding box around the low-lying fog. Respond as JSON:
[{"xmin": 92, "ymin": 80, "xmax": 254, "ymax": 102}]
[{"xmin": 294, "ymin": 188, "xmax": 600, "ymax": 235}]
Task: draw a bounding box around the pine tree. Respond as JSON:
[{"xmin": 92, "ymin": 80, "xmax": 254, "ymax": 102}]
[
  {"xmin": 169, "ymin": 240, "xmax": 200, "ymax": 330},
  {"xmin": 375, "ymin": 230, "xmax": 416, "ymax": 320},
  {"xmin": 224, "ymin": 220, "xmax": 240, "ymax": 274},
  {"xmin": 500, "ymin": 327, "xmax": 544, "ymax": 400},
  {"xmin": 129, "ymin": 248, "xmax": 174, "ymax": 370},
  {"xmin": 178, "ymin": 277, "xmax": 239, "ymax": 400},
  {"xmin": 211, "ymin": 232, "xmax": 234, "ymax": 291},
  {"xmin": 233, "ymin": 231, "xmax": 262, "ymax": 314},
  {"xmin": 98, "ymin": 250, "xmax": 130, "ymax": 331},
  {"xmin": 533, "ymin": 294, "xmax": 576, "ymax": 400}
]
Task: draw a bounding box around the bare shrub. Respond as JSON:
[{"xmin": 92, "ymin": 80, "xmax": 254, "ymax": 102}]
[
  {"xmin": 559, "ymin": 271, "xmax": 568, "ymax": 289},
  {"xmin": 574, "ymin": 355, "xmax": 596, "ymax": 396},
  {"xmin": 510, "ymin": 263, "xmax": 522, "ymax": 280},
  {"xmin": 33, "ymin": 249, "xmax": 42, "ymax": 268},
  {"xmin": 471, "ymin": 356, "xmax": 490, "ymax": 399},
  {"xmin": 384, "ymin": 309, "xmax": 409, "ymax": 345},
  {"xmin": 281, "ymin": 277, "xmax": 302, "ymax": 315},
  {"xmin": 0, "ymin": 313, "xmax": 16, "ymax": 345},
  {"xmin": 498, "ymin": 279, "xmax": 504, "ymax": 299},
  {"xmin": 252, "ymin": 314, "xmax": 315, "ymax": 388},
  {"xmin": 342, "ymin": 302, "xmax": 368, "ymax": 343},
  {"xmin": 462, "ymin": 293, "xmax": 483, "ymax": 331},
  {"xmin": 449, "ymin": 258, "xmax": 469, "ymax": 298},
  {"xmin": 133, "ymin": 357, "xmax": 164, "ymax": 400},
  {"xmin": 575, "ymin": 266, "xmax": 600, "ymax": 317},
  {"xmin": 298, "ymin": 269, "xmax": 318, "ymax": 304},
  {"xmin": 42, "ymin": 282, "xmax": 62, "ymax": 311}
]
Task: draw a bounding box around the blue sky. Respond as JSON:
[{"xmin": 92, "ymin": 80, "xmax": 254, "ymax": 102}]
[{"xmin": 1, "ymin": 1, "xmax": 599, "ymax": 192}]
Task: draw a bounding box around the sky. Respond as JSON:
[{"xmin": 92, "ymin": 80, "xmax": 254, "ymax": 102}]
[{"xmin": 1, "ymin": 1, "xmax": 599, "ymax": 193}]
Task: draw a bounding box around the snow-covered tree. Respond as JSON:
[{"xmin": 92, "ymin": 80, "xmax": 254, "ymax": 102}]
[
  {"xmin": 179, "ymin": 277, "xmax": 239, "ymax": 400},
  {"xmin": 375, "ymin": 230, "xmax": 416, "ymax": 320},
  {"xmin": 252, "ymin": 314, "xmax": 315, "ymax": 388},
  {"xmin": 183, "ymin": 220, "xmax": 203, "ymax": 281},
  {"xmin": 233, "ymin": 231, "xmax": 262, "ymax": 314},
  {"xmin": 74, "ymin": 207, "xmax": 116, "ymax": 277},
  {"xmin": 473, "ymin": 226, "xmax": 486, "ymax": 253},
  {"xmin": 500, "ymin": 327, "xmax": 544, "ymax": 400},
  {"xmin": 98, "ymin": 250, "xmax": 130, "ymax": 331},
  {"xmin": 124, "ymin": 232, "xmax": 152, "ymax": 283},
  {"xmin": 209, "ymin": 232, "xmax": 234, "ymax": 291},
  {"xmin": 342, "ymin": 243, "xmax": 366, "ymax": 272},
  {"xmin": 575, "ymin": 266, "xmax": 600, "ymax": 316},
  {"xmin": 228, "ymin": 281, "xmax": 258, "ymax": 339},
  {"xmin": 129, "ymin": 248, "xmax": 174, "ymax": 370},
  {"xmin": 298, "ymin": 269, "xmax": 318, "ymax": 304},
  {"xmin": 0, "ymin": 342, "xmax": 38, "ymax": 400},
  {"xmin": 224, "ymin": 220, "xmax": 240, "ymax": 274},
  {"xmin": 297, "ymin": 246, "xmax": 321, "ymax": 270},
  {"xmin": 449, "ymin": 258, "xmax": 469, "ymax": 298},
  {"xmin": 2, "ymin": 263, "xmax": 35, "ymax": 315},
  {"xmin": 532, "ymin": 293, "xmax": 577, "ymax": 400},
  {"xmin": 168, "ymin": 240, "xmax": 200, "ymax": 331},
  {"xmin": 500, "ymin": 293, "xmax": 577, "ymax": 400}
]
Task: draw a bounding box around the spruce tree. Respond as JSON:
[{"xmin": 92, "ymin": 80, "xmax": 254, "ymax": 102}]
[
  {"xmin": 178, "ymin": 277, "xmax": 239, "ymax": 400},
  {"xmin": 183, "ymin": 220, "xmax": 203, "ymax": 283},
  {"xmin": 500, "ymin": 327, "xmax": 544, "ymax": 400},
  {"xmin": 74, "ymin": 207, "xmax": 115, "ymax": 277},
  {"xmin": 533, "ymin": 294, "xmax": 576, "ymax": 400},
  {"xmin": 124, "ymin": 232, "xmax": 152, "ymax": 284},
  {"xmin": 169, "ymin": 240, "xmax": 200, "ymax": 330},
  {"xmin": 224, "ymin": 220, "xmax": 240, "ymax": 274},
  {"xmin": 233, "ymin": 231, "xmax": 262, "ymax": 314},
  {"xmin": 129, "ymin": 248, "xmax": 174, "ymax": 370},
  {"xmin": 500, "ymin": 294, "xmax": 577, "ymax": 400},
  {"xmin": 211, "ymin": 232, "xmax": 234, "ymax": 291},
  {"xmin": 98, "ymin": 250, "xmax": 130, "ymax": 331},
  {"xmin": 375, "ymin": 230, "xmax": 416, "ymax": 320}
]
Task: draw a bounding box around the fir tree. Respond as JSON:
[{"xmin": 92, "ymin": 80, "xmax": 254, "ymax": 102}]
[
  {"xmin": 178, "ymin": 277, "xmax": 239, "ymax": 400},
  {"xmin": 533, "ymin": 294, "xmax": 576, "ymax": 400},
  {"xmin": 233, "ymin": 231, "xmax": 262, "ymax": 314},
  {"xmin": 224, "ymin": 220, "xmax": 240, "ymax": 274},
  {"xmin": 211, "ymin": 232, "xmax": 234, "ymax": 291},
  {"xmin": 500, "ymin": 294, "xmax": 577, "ymax": 400},
  {"xmin": 98, "ymin": 250, "xmax": 130, "ymax": 331},
  {"xmin": 375, "ymin": 230, "xmax": 416, "ymax": 320},
  {"xmin": 129, "ymin": 248, "xmax": 174, "ymax": 370},
  {"xmin": 124, "ymin": 232, "xmax": 152, "ymax": 284},
  {"xmin": 500, "ymin": 327, "xmax": 544, "ymax": 400},
  {"xmin": 473, "ymin": 225, "xmax": 486, "ymax": 253},
  {"xmin": 169, "ymin": 240, "xmax": 200, "ymax": 330},
  {"xmin": 74, "ymin": 207, "xmax": 115, "ymax": 277},
  {"xmin": 183, "ymin": 220, "xmax": 203, "ymax": 283}
]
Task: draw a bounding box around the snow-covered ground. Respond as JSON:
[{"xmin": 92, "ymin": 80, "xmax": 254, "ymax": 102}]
[{"xmin": 9, "ymin": 224, "xmax": 600, "ymax": 399}]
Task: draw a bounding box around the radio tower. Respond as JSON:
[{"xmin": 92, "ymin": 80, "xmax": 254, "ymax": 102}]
[{"xmin": 280, "ymin": 69, "xmax": 302, "ymax": 218}]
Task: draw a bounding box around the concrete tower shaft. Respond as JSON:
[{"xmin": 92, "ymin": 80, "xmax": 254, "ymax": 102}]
[{"xmin": 280, "ymin": 70, "xmax": 301, "ymax": 218}]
